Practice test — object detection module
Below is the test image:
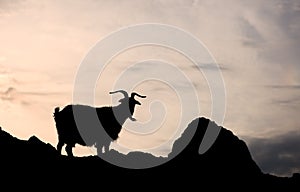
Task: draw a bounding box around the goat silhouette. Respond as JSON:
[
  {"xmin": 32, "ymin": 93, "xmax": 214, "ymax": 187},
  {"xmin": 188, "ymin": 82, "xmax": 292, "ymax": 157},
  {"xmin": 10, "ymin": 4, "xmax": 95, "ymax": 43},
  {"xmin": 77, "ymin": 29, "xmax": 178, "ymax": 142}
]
[{"xmin": 53, "ymin": 90, "xmax": 146, "ymax": 156}]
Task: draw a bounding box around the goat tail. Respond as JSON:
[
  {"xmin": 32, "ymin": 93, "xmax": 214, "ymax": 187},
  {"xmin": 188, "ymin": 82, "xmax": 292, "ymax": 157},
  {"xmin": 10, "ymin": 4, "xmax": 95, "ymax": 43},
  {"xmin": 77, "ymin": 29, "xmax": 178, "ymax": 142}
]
[
  {"xmin": 53, "ymin": 107, "xmax": 60, "ymax": 118},
  {"xmin": 53, "ymin": 107, "xmax": 62, "ymax": 136}
]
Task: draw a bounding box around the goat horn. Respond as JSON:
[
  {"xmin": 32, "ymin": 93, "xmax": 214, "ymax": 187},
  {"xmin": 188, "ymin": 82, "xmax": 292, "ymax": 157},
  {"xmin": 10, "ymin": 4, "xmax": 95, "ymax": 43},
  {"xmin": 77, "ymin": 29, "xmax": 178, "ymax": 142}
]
[
  {"xmin": 131, "ymin": 92, "xmax": 146, "ymax": 98},
  {"xmin": 109, "ymin": 90, "xmax": 129, "ymax": 98}
]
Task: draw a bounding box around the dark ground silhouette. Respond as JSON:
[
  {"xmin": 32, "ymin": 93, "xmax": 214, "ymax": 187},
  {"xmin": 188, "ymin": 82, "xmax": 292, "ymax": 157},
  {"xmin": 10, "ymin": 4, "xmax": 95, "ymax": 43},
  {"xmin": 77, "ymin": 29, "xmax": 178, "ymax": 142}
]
[{"xmin": 0, "ymin": 117, "xmax": 299, "ymax": 190}]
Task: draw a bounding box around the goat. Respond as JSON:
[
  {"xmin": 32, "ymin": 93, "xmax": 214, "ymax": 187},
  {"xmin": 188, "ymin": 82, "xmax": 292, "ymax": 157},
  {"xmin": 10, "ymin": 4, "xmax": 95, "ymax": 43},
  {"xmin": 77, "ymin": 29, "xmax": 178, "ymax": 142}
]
[{"xmin": 53, "ymin": 90, "xmax": 146, "ymax": 157}]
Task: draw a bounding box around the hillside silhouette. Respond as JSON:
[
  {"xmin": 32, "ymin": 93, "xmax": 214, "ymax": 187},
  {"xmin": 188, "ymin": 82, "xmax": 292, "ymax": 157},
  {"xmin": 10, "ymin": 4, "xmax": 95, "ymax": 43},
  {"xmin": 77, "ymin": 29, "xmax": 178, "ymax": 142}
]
[{"xmin": 0, "ymin": 117, "xmax": 299, "ymax": 189}]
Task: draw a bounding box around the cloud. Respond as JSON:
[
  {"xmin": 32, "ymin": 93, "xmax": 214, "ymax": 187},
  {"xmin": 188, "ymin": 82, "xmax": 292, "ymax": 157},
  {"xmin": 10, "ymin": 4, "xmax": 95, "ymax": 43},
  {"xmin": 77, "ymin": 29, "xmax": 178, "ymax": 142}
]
[
  {"xmin": 263, "ymin": 85, "xmax": 300, "ymax": 105},
  {"xmin": 0, "ymin": 85, "xmax": 66, "ymax": 104},
  {"xmin": 265, "ymin": 85, "xmax": 300, "ymax": 90},
  {"xmin": 238, "ymin": 17, "xmax": 264, "ymax": 47},
  {"xmin": 247, "ymin": 131, "xmax": 300, "ymax": 177},
  {"xmin": 0, "ymin": 0, "xmax": 24, "ymax": 15},
  {"xmin": 271, "ymin": 97, "xmax": 300, "ymax": 105},
  {"xmin": 0, "ymin": 87, "xmax": 17, "ymax": 101},
  {"xmin": 253, "ymin": 0, "xmax": 300, "ymax": 68},
  {"xmin": 191, "ymin": 63, "xmax": 230, "ymax": 71}
]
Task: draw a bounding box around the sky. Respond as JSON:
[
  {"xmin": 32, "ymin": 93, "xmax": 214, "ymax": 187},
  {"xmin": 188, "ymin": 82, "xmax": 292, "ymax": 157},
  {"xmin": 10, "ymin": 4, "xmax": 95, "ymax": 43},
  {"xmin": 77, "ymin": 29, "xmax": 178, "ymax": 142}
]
[{"xmin": 0, "ymin": 0, "xmax": 300, "ymax": 176}]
